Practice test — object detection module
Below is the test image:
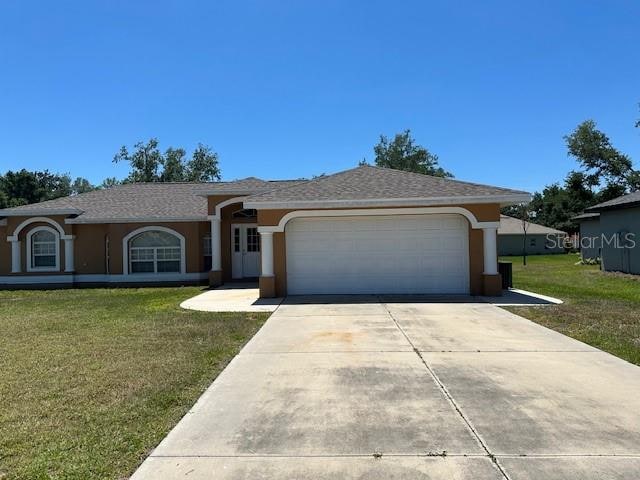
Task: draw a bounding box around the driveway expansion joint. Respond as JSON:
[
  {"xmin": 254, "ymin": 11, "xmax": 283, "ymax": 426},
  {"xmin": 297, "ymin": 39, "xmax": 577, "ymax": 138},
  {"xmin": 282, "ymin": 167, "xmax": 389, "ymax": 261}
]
[{"xmin": 379, "ymin": 298, "xmax": 512, "ymax": 480}]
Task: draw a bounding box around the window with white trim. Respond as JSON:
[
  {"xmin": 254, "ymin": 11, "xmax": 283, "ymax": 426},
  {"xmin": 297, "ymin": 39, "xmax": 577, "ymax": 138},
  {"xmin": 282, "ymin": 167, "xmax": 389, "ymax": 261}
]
[
  {"xmin": 30, "ymin": 228, "xmax": 58, "ymax": 270},
  {"xmin": 203, "ymin": 236, "xmax": 212, "ymax": 270},
  {"xmin": 129, "ymin": 230, "xmax": 181, "ymax": 274}
]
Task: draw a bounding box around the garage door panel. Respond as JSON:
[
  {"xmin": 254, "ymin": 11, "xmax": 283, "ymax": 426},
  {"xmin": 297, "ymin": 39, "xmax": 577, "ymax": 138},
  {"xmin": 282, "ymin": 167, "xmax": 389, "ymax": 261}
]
[{"xmin": 286, "ymin": 215, "xmax": 469, "ymax": 295}]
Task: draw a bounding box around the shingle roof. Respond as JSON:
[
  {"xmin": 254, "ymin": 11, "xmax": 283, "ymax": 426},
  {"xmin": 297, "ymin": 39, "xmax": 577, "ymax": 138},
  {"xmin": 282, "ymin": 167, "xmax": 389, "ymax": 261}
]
[
  {"xmin": 244, "ymin": 165, "xmax": 530, "ymax": 208},
  {"xmin": 0, "ymin": 183, "xmax": 212, "ymax": 222},
  {"xmin": 201, "ymin": 177, "xmax": 305, "ymax": 194},
  {"xmin": 498, "ymin": 215, "xmax": 566, "ymax": 235},
  {"xmin": 586, "ymin": 191, "xmax": 640, "ymax": 212},
  {"xmin": 0, "ymin": 178, "xmax": 302, "ymax": 223},
  {"xmin": 0, "ymin": 166, "xmax": 531, "ymax": 222}
]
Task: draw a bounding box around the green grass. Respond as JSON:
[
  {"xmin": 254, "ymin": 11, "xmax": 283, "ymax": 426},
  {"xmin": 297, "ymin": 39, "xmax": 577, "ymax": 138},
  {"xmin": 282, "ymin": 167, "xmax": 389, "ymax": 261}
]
[
  {"xmin": 0, "ymin": 287, "xmax": 269, "ymax": 480},
  {"xmin": 501, "ymin": 254, "xmax": 640, "ymax": 365}
]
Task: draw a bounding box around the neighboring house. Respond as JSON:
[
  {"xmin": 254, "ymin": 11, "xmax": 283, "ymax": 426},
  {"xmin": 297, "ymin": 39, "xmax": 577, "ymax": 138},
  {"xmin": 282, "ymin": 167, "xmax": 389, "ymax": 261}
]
[
  {"xmin": 581, "ymin": 191, "xmax": 640, "ymax": 274},
  {"xmin": 497, "ymin": 215, "xmax": 566, "ymax": 256},
  {"xmin": 573, "ymin": 212, "xmax": 601, "ymax": 260},
  {"xmin": 0, "ymin": 165, "xmax": 530, "ymax": 296}
]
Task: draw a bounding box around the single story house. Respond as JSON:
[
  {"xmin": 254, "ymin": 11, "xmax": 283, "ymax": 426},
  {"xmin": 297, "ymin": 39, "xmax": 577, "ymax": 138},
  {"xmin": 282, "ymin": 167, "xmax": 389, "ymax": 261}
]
[
  {"xmin": 573, "ymin": 212, "xmax": 601, "ymax": 260},
  {"xmin": 497, "ymin": 215, "xmax": 566, "ymax": 256},
  {"xmin": 578, "ymin": 191, "xmax": 640, "ymax": 274},
  {"xmin": 0, "ymin": 165, "xmax": 530, "ymax": 297}
]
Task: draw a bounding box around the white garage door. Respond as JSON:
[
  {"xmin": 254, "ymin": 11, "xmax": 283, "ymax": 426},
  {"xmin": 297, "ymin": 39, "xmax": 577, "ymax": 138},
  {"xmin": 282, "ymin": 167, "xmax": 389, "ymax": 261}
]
[{"xmin": 285, "ymin": 214, "xmax": 469, "ymax": 295}]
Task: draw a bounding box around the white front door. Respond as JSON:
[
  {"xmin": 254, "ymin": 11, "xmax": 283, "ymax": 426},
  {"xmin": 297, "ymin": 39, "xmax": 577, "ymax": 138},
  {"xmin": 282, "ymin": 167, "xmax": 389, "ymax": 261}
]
[{"xmin": 231, "ymin": 224, "xmax": 261, "ymax": 279}]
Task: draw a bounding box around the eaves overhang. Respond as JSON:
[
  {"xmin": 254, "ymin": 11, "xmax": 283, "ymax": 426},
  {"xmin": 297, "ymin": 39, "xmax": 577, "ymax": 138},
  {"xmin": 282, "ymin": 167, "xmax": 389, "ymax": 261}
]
[{"xmin": 244, "ymin": 194, "xmax": 532, "ymax": 210}]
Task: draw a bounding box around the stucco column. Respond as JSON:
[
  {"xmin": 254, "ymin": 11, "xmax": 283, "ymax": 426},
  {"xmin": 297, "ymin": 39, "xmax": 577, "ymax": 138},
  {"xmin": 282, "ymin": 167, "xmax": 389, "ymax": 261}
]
[
  {"xmin": 64, "ymin": 237, "xmax": 75, "ymax": 272},
  {"xmin": 10, "ymin": 239, "xmax": 21, "ymax": 273},
  {"xmin": 211, "ymin": 217, "xmax": 221, "ymax": 271},
  {"xmin": 258, "ymin": 231, "xmax": 275, "ymax": 298},
  {"xmin": 260, "ymin": 231, "xmax": 274, "ymax": 276},
  {"xmin": 482, "ymin": 226, "xmax": 498, "ymax": 275}
]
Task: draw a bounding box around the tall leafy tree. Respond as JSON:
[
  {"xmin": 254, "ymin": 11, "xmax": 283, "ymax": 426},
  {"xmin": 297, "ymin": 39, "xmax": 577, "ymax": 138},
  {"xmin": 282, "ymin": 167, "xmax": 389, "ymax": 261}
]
[
  {"xmin": 185, "ymin": 144, "xmax": 221, "ymax": 182},
  {"xmin": 71, "ymin": 177, "xmax": 96, "ymax": 195},
  {"xmin": 0, "ymin": 169, "xmax": 78, "ymax": 207},
  {"xmin": 564, "ymin": 120, "xmax": 638, "ymax": 199},
  {"xmin": 100, "ymin": 177, "xmax": 121, "ymax": 189},
  {"xmin": 161, "ymin": 147, "xmax": 187, "ymax": 182},
  {"xmin": 372, "ymin": 130, "xmax": 453, "ymax": 177},
  {"xmin": 506, "ymin": 119, "xmax": 638, "ymax": 232},
  {"xmin": 113, "ymin": 139, "xmax": 221, "ymax": 182},
  {"xmin": 113, "ymin": 138, "xmax": 163, "ymax": 182}
]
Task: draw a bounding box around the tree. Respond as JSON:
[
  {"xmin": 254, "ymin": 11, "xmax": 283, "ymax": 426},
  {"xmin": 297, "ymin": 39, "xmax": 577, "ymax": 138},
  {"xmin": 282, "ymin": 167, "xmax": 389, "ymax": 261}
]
[
  {"xmin": 161, "ymin": 147, "xmax": 187, "ymax": 182},
  {"xmin": 0, "ymin": 169, "xmax": 73, "ymax": 207},
  {"xmin": 100, "ymin": 177, "xmax": 121, "ymax": 189},
  {"xmin": 0, "ymin": 190, "xmax": 8, "ymax": 209},
  {"xmin": 114, "ymin": 139, "xmax": 221, "ymax": 182},
  {"xmin": 372, "ymin": 130, "xmax": 453, "ymax": 177},
  {"xmin": 507, "ymin": 118, "xmax": 639, "ymax": 233},
  {"xmin": 564, "ymin": 120, "xmax": 637, "ymax": 195},
  {"xmin": 185, "ymin": 144, "xmax": 221, "ymax": 182},
  {"xmin": 113, "ymin": 138, "xmax": 163, "ymax": 182},
  {"xmin": 71, "ymin": 177, "xmax": 95, "ymax": 195}
]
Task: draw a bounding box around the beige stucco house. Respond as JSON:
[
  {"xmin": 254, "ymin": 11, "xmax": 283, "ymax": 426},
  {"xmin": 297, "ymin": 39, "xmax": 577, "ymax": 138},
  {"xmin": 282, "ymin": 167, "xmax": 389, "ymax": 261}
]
[{"xmin": 0, "ymin": 166, "xmax": 530, "ymax": 297}]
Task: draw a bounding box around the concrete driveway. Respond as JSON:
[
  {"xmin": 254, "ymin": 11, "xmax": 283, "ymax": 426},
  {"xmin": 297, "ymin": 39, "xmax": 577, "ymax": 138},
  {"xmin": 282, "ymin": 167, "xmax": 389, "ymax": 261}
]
[{"xmin": 132, "ymin": 297, "xmax": 640, "ymax": 479}]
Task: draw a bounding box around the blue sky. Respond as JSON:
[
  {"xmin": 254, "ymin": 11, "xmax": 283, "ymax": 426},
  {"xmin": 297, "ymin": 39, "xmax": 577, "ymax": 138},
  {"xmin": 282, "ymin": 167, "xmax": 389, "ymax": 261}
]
[{"xmin": 0, "ymin": 0, "xmax": 638, "ymax": 193}]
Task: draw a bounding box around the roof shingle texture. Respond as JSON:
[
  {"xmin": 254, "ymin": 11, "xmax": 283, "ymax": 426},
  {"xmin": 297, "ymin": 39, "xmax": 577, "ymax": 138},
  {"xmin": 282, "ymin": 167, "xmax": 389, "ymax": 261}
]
[
  {"xmin": 586, "ymin": 191, "xmax": 640, "ymax": 211},
  {"xmin": 246, "ymin": 165, "xmax": 529, "ymax": 203},
  {"xmin": 498, "ymin": 215, "xmax": 566, "ymax": 235},
  {"xmin": 0, "ymin": 167, "xmax": 529, "ymax": 221},
  {"xmin": 0, "ymin": 179, "xmax": 303, "ymax": 222}
]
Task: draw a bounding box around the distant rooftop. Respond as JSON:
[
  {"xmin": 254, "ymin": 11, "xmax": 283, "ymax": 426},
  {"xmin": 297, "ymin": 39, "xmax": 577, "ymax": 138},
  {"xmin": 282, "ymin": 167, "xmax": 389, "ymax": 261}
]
[
  {"xmin": 498, "ymin": 215, "xmax": 566, "ymax": 235},
  {"xmin": 586, "ymin": 191, "xmax": 640, "ymax": 212}
]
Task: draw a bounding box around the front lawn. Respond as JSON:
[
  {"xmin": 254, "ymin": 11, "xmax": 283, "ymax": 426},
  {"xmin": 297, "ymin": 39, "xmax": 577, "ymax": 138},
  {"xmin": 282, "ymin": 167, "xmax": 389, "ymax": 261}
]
[
  {"xmin": 0, "ymin": 287, "xmax": 269, "ymax": 480},
  {"xmin": 501, "ymin": 254, "xmax": 640, "ymax": 365}
]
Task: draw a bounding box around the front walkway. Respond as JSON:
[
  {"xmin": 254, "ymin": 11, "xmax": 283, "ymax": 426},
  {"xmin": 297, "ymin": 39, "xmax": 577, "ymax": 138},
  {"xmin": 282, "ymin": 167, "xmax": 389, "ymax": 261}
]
[
  {"xmin": 180, "ymin": 283, "xmax": 282, "ymax": 312},
  {"xmin": 180, "ymin": 285, "xmax": 561, "ymax": 313},
  {"xmin": 133, "ymin": 297, "xmax": 640, "ymax": 479}
]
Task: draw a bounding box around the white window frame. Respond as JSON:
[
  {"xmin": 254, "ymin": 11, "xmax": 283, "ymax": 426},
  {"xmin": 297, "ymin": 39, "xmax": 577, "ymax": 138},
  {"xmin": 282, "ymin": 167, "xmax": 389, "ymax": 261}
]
[
  {"xmin": 26, "ymin": 226, "xmax": 60, "ymax": 272},
  {"xmin": 203, "ymin": 236, "xmax": 212, "ymax": 257},
  {"xmin": 122, "ymin": 226, "xmax": 186, "ymax": 275}
]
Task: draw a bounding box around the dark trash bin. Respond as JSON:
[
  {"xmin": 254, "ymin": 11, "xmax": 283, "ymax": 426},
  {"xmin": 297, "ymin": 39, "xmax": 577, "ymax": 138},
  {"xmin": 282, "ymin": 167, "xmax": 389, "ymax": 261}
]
[{"xmin": 498, "ymin": 261, "xmax": 512, "ymax": 289}]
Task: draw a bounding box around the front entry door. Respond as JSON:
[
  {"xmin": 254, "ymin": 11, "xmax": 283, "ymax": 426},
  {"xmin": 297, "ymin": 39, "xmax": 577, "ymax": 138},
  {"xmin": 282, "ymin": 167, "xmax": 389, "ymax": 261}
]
[{"xmin": 231, "ymin": 224, "xmax": 261, "ymax": 279}]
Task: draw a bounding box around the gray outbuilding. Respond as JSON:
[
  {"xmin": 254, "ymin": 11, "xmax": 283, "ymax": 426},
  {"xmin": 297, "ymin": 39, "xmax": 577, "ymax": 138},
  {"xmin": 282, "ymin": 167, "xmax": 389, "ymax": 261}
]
[
  {"xmin": 573, "ymin": 212, "xmax": 601, "ymax": 260},
  {"xmin": 498, "ymin": 215, "xmax": 566, "ymax": 256},
  {"xmin": 584, "ymin": 192, "xmax": 640, "ymax": 274}
]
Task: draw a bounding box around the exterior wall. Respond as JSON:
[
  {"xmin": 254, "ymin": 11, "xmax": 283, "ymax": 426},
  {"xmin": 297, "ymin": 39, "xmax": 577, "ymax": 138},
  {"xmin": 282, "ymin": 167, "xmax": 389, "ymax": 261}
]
[
  {"xmin": 1, "ymin": 215, "xmax": 72, "ymax": 276},
  {"xmin": 207, "ymin": 194, "xmax": 245, "ymax": 215},
  {"xmin": 498, "ymin": 234, "xmax": 565, "ymax": 256},
  {"xmin": 257, "ymin": 203, "xmax": 501, "ymax": 297},
  {"xmin": 599, "ymin": 207, "xmax": 640, "ymax": 274},
  {"xmin": 579, "ymin": 218, "xmax": 601, "ymax": 260},
  {"xmin": 0, "ymin": 222, "xmax": 8, "ymax": 274},
  {"xmin": 104, "ymin": 222, "xmax": 206, "ymax": 275},
  {"xmin": 0, "ymin": 215, "xmax": 210, "ymax": 285}
]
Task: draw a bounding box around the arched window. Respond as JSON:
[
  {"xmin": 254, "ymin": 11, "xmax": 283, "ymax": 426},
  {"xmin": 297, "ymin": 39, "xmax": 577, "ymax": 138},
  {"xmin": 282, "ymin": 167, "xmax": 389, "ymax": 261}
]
[
  {"xmin": 27, "ymin": 226, "xmax": 60, "ymax": 272},
  {"xmin": 129, "ymin": 230, "xmax": 182, "ymax": 274}
]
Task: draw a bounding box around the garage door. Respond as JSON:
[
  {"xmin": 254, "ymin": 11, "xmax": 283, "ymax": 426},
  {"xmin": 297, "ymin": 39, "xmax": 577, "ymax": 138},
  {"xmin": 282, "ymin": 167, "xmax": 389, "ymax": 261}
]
[{"xmin": 285, "ymin": 214, "xmax": 469, "ymax": 295}]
